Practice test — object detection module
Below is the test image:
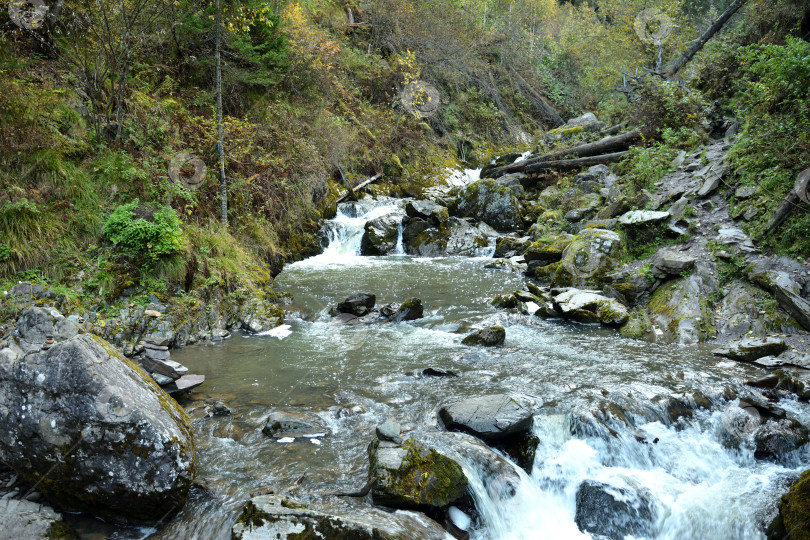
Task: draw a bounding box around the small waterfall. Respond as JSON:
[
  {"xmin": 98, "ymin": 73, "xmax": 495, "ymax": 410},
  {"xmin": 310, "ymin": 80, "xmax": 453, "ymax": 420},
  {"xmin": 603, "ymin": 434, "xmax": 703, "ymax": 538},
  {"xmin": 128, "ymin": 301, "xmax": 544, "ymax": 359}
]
[
  {"xmin": 308, "ymin": 198, "xmax": 405, "ymax": 264},
  {"xmin": 394, "ymin": 221, "xmax": 405, "ymax": 255}
]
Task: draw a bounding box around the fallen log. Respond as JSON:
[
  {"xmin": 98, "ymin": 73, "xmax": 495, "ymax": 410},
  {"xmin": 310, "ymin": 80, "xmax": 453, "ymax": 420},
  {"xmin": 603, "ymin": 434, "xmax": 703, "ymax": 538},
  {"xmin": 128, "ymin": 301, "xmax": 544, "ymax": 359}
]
[
  {"xmin": 484, "ymin": 130, "xmax": 640, "ymax": 178},
  {"xmin": 521, "ymin": 152, "xmax": 629, "ymax": 175},
  {"xmin": 336, "ymin": 173, "xmax": 384, "ymax": 204},
  {"xmin": 764, "ymin": 169, "xmax": 810, "ymax": 235}
]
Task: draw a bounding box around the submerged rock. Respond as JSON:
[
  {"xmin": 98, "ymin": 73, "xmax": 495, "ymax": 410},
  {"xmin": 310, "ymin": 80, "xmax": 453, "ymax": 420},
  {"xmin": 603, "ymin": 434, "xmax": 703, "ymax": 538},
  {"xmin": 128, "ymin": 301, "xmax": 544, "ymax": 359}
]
[
  {"xmin": 262, "ymin": 410, "xmax": 328, "ymax": 439},
  {"xmin": 382, "ymin": 298, "xmax": 424, "ymax": 322},
  {"xmin": 439, "ymin": 394, "xmax": 533, "ymax": 442},
  {"xmin": 461, "ymin": 326, "xmax": 505, "ymax": 347},
  {"xmin": 232, "ymin": 494, "xmax": 449, "ymax": 540},
  {"xmin": 575, "ymin": 480, "xmax": 654, "ymax": 540},
  {"xmin": 368, "ymin": 438, "xmax": 468, "ymax": 509},
  {"xmin": 713, "ymin": 337, "xmax": 790, "ymax": 363},
  {"xmin": 0, "ymin": 308, "xmax": 196, "ymax": 523}
]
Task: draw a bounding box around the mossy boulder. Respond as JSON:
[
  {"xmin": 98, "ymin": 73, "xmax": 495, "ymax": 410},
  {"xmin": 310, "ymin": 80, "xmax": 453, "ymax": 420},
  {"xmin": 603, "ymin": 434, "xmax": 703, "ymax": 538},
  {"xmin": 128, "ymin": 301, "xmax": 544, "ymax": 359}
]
[
  {"xmin": 0, "ymin": 308, "xmax": 195, "ymax": 523},
  {"xmin": 649, "ymin": 275, "xmax": 716, "ymax": 345},
  {"xmin": 402, "ymin": 217, "xmax": 489, "ymax": 257},
  {"xmin": 238, "ymin": 298, "xmax": 284, "ymax": 333},
  {"xmin": 456, "ymin": 178, "xmax": 523, "ymax": 232},
  {"xmin": 361, "ymin": 214, "xmax": 403, "ymax": 255},
  {"xmin": 552, "ymin": 289, "xmax": 629, "ymax": 326},
  {"xmin": 368, "ymin": 438, "xmax": 468, "ymax": 509},
  {"xmin": 768, "ymin": 469, "xmax": 810, "ymax": 540},
  {"xmin": 494, "ymin": 236, "xmax": 532, "ymax": 258},
  {"xmin": 524, "ymin": 234, "xmax": 574, "ymax": 266},
  {"xmin": 405, "ymin": 200, "xmax": 450, "ymax": 227},
  {"xmin": 232, "ymin": 494, "xmax": 449, "ymax": 540},
  {"xmin": 462, "ymin": 326, "xmax": 506, "ymax": 346},
  {"xmin": 620, "ymin": 310, "xmax": 653, "ymax": 339},
  {"xmin": 548, "ymin": 229, "xmax": 623, "ymax": 288}
]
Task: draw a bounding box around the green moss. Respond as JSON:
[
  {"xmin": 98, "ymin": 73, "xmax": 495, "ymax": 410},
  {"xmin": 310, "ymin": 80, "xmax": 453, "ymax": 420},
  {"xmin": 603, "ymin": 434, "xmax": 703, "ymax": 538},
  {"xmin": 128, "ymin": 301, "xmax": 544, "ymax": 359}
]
[
  {"xmin": 47, "ymin": 521, "xmax": 77, "ymax": 540},
  {"xmin": 620, "ymin": 310, "xmax": 653, "ymax": 339},
  {"xmin": 769, "ymin": 469, "xmax": 810, "ymax": 540}
]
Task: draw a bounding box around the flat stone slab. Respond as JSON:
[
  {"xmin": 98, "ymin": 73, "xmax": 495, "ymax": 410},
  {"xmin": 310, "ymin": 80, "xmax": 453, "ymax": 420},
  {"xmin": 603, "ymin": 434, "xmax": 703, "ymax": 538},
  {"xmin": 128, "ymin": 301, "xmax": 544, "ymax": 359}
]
[
  {"xmin": 164, "ymin": 374, "xmax": 205, "ymax": 395},
  {"xmin": 439, "ymin": 394, "xmax": 534, "ymax": 441},
  {"xmin": 713, "ymin": 337, "xmax": 789, "ymax": 362},
  {"xmin": 618, "ymin": 210, "xmax": 670, "ymax": 226}
]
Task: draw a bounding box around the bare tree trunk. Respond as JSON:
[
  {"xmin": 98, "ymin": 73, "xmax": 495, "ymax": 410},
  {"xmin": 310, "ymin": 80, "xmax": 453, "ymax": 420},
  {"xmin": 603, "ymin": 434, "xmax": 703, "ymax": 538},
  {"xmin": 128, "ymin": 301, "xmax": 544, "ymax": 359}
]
[
  {"xmin": 216, "ymin": 0, "xmax": 227, "ymax": 226},
  {"xmin": 522, "ymin": 152, "xmax": 629, "ymax": 174},
  {"xmin": 765, "ymin": 169, "xmax": 810, "ymax": 235},
  {"xmin": 509, "ymin": 69, "xmax": 564, "ymax": 128},
  {"xmin": 664, "ymin": 0, "xmax": 747, "ymax": 77},
  {"xmin": 484, "ymin": 130, "xmax": 640, "ymax": 178}
]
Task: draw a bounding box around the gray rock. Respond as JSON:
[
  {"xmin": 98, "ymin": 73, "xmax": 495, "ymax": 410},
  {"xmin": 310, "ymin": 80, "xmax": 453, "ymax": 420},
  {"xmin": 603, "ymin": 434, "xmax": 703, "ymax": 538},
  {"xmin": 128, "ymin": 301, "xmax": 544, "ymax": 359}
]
[
  {"xmin": 403, "ymin": 218, "xmax": 490, "ymax": 257},
  {"xmin": 422, "ymin": 367, "xmax": 458, "ymax": 378},
  {"xmin": 145, "ymin": 347, "xmax": 171, "ymax": 361},
  {"xmin": 369, "ymin": 438, "xmax": 468, "ymax": 508},
  {"xmin": 696, "ymin": 163, "xmax": 727, "ymax": 198},
  {"xmin": 406, "ymin": 200, "xmax": 449, "ymax": 226},
  {"xmin": 376, "ymin": 419, "xmax": 402, "ymax": 444},
  {"xmin": 716, "ymin": 227, "xmax": 757, "ymax": 253},
  {"xmin": 494, "ymin": 236, "xmax": 531, "ymax": 258},
  {"xmin": 338, "ymin": 293, "xmax": 376, "ymax": 317},
  {"xmin": 462, "ymin": 326, "xmax": 505, "ymax": 347},
  {"xmin": 651, "ymin": 249, "xmax": 696, "ymax": 279},
  {"xmin": 0, "ymin": 499, "xmax": 75, "ymax": 540},
  {"xmin": 361, "ymin": 213, "xmax": 403, "ymax": 255},
  {"xmin": 553, "ymin": 289, "xmax": 629, "ymax": 326},
  {"xmin": 262, "ymin": 410, "xmax": 328, "ymax": 439},
  {"xmin": 439, "ymin": 394, "xmax": 534, "ymax": 441},
  {"xmin": 150, "ymin": 372, "xmax": 174, "ymax": 385},
  {"xmin": 212, "ymin": 401, "xmax": 231, "ymax": 416},
  {"xmin": 650, "ymin": 274, "xmax": 717, "ymax": 344},
  {"xmin": 163, "ymin": 374, "xmax": 205, "ymax": 395},
  {"xmin": 0, "ymin": 317, "xmax": 195, "ymax": 522},
  {"xmin": 238, "ymin": 298, "xmax": 284, "ymax": 333},
  {"xmin": 754, "ymin": 417, "xmax": 809, "ymax": 459},
  {"xmin": 575, "ymin": 480, "xmax": 654, "ymax": 540},
  {"xmin": 715, "ymin": 281, "xmax": 799, "ymax": 339},
  {"xmin": 748, "ymin": 261, "xmax": 810, "ymax": 331},
  {"xmin": 456, "ymin": 178, "xmax": 523, "ymax": 232},
  {"xmin": 550, "ymin": 229, "xmax": 623, "ymax": 288},
  {"xmin": 735, "ymin": 185, "xmax": 758, "ymax": 199},
  {"xmin": 617, "ymin": 210, "xmax": 670, "ymax": 226},
  {"xmin": 385, "ymin": 298, "xmax": 424, "ymax": 322},
  {"xmin": 713, "ymin": 337, "xmax": 789, "ymax": 362},
  {"xmin": 10, "ymin": 306, "xmax": 80, "ymax": 355},
  {"xmin": 139, "ymin": 355, "xmax": 188, "ymax": 380},
  {"xmin": 232, "ymin": 494, "xmax": 448, "ymax": 540}
]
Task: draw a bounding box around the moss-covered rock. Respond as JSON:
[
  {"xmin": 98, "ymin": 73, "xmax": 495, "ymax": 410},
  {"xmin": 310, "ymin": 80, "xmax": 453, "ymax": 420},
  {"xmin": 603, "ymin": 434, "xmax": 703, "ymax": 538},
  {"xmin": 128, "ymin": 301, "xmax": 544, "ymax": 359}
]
[
  {"xmin": 649, "ymin": 276, "xmax": 716, "ymax": 344},
  {"xmin": 620, "ymin": 309, "xmax": 653, "ymax": 339},
  {"xmin": 553, "ymin": 289, "xmax": 629, "ymax": 326},
  {"xmin": 361, "ymin": 214, "xmax": 403, "ymax": 255},
  {"xmin": 462, "ymin": 326, "xmax": 506, "ymax": 346},
  {"xmin": 368, "ymin": 438, "xmax": 468, "ymax": 509},
  {"xmin": 547, "ymin": 229, "xmax": 623, "ymax": 288},
  {"xmin": 456, "ymin": 178, "xmax": 523, "ymax": 232},
  {"xmin": 524, "ymin": 234, "xmax": 574, "ymax": 266},
  {"xmin": 768, "ymin": 470, "xmax": 810, "ymax": 540}
]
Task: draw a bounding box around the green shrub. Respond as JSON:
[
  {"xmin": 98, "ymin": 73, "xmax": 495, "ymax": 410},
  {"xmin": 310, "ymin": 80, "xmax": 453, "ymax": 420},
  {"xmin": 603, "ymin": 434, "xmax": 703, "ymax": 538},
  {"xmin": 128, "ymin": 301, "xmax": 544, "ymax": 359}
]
[
  {"xmin": 103, "ymin": 200, "xmax": 184, "ymax": 262},
  {"xmin": 631, "ymin": 79, "xmax": 707, "ymax": 139}
]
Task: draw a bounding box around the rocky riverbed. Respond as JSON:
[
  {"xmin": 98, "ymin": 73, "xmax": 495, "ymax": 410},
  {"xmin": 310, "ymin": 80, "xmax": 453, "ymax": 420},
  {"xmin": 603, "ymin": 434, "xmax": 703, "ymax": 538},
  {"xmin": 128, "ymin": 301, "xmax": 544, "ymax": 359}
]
[{"xmin": 2, "ymin": 123, "xmax": 810, "ymax": 539}]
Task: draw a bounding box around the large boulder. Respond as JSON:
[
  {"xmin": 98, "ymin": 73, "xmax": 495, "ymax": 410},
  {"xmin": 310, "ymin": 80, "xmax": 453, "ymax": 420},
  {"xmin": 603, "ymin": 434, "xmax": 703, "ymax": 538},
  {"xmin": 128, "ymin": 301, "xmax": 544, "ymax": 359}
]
[
  {"xmin": 456, "ymin": 178, "xmax": 523, "ymax": 232},
  {"xmin": 361, "ymin": 214, "xmax": 403, "ymax": 255},
  {"xmin": 649, "ymin": 274, "xmax": 716, "ymax": 345},
  {"xmin": 238, "ymin": 298, "xmax": 285, "ymax": 333},
  {"xmin": 462, "ymin": 326, "xmax": 505, "ymax": 347},
  {"xmin": 574, "ymin": 480, "xmax": 654, "ymax": 540},
  {"xmin": 368, "ymin": 438, "xmax": 468, "ymax": 509},
  {"xmin": 651, "ymin": 248, "xmax": 696, "ymax": 280},
  {"xmin": 439, "ymin": 394, "xmax": 534, "ymax": 442},
  {"xmin": 748, "ymin": 261, "xmax": 810, "ymax": 332},
  {"xmin": 552, "ymin": 289, "xmax": 629, "ymax": 326},
  {"xmin": 232, "ymin": 494, "xmax": 449, "ymax": 540},
  {"xmin": 541, "ymin": 229, "xmax": 622, "ymax": 288},
  {"xmin": 0, "ymin": 308, "xmax": 196, "ymax": 522},
  {"xmin": 524, "ymin": 234, "xmax": 574, "ymax": 267},
  {"xmin": 402, "ymin": 218, "xmax": 490, "ymax": 257}
]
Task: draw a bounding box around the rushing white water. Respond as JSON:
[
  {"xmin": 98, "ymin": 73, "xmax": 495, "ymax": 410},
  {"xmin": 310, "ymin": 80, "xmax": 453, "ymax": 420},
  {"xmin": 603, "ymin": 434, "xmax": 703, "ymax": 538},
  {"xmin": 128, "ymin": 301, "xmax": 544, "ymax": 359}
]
[{"xmin": 301, "ymin": 198, "xmax": 405, "ymax": 265}]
